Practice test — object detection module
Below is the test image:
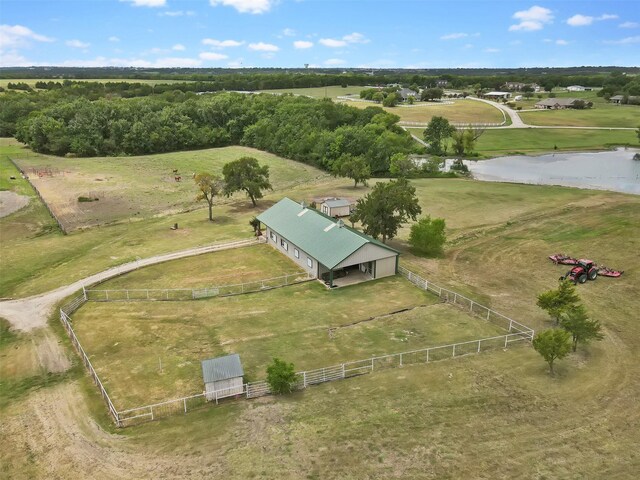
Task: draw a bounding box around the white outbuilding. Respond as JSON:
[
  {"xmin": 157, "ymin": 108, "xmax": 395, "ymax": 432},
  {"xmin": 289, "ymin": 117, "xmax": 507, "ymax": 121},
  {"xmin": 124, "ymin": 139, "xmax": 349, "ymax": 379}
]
[{"xmin": 202, "ymin": 354, "xmax": 244, "ymax": 402}]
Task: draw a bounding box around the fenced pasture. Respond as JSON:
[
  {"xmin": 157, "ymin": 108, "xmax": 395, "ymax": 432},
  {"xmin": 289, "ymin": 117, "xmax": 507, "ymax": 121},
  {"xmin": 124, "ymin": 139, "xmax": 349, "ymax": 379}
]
[
  {"xmin": 12, "ymin": 146, "xmax": 326, "ymax": 231},
  {"xmin": 347, "ymin": 99, "xmax": 504, "ymax": 124},
  {"xmin": 519, "ymin": 104, "xmax": 639, "ymax": 128}
]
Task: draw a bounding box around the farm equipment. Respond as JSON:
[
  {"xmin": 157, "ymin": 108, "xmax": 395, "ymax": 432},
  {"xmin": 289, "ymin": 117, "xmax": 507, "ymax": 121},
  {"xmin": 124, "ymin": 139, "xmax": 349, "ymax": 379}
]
[{"xmin": 549, "ymin": 254, "xmax": 624, "ymax": 284}]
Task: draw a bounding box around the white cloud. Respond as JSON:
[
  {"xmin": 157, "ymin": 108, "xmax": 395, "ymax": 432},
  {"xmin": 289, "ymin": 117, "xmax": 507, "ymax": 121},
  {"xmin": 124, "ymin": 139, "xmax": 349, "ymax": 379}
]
[
  {"xmin": 172, "ymin": 44, "xmax": 186, "ymax": 51},
  {"xmin": 293, "ymin": 40, "xmax": 313, "ymax": 49},
  {"xmin": 58, "ymin": 56, "xmax": 201, "ymax": 68},
  {"xmin": 555, "ymin": 39, "xmax": 569, "ymax": 45},
  {"xmin": 248, "ymin": 42, "xmax": 279, "ymax": 51},
  {"xmin": 440, "ymin": 32, "xmax": 468, "ymax": 40},
  {"xmin": 604, "ymin": 36, "xmax": 640, "ymax": 45},
  {"xmin": 66, "ymin": 39, "xmax": 90, "ymax": 48},
  {"xmin": 108, "ymin": 36, "xmax": 120, "ymax": 42},
  {"xmin": 282, "ymin": 28, "xmax": 295, "ymax": 37},
  {"xmin": 0, "ymin": 24, "xmax": 54, "ymax": 48},
  {"xmin": 342, "ymin": 32, "xmax": 369, "ymax": 44},
  {"xmin": 619, "ymin": 21, "xmax": 639, "ymax": 28},
  {"xmin": 324, "ymin": 58, "xmax": 346, "ymax": 66},
  {"xmin": 120, "ymin": 0, "xmax": 166, "ymax": 7},
  {"xmin": 202, "ymin": 38, "xmax": 245, "ymax": 48},
  {"xmin": 484, "ymin": 48, "xmax": 500, "ymax": 53},
  {"xmin": 159, "ymin": 10, "xmax": 195, "ymax": 16},
  {"xmin": 209, "ymin": 0, "xmax": 275, "ymax": 15},
  {"xmin": 319, "ymin": 38, "xmax": 347, "ymax": 48},
  {"xmin": 319, "ymin": 32, "xmax": 368, "ymax": 48},
  {"xmin": 0, "ymin": 50, "xmax": 31, "ymax": 67},
  {"xmin": 509, "ymin": 6, "xmax": 554, "ymax": 31},
  {"xmin": 567, "ymin": 13, "xmax": 619, "ymax": 26},
  {"xmin": 199, "ymin": 52, "xmax": 228, "ymax": 61}
]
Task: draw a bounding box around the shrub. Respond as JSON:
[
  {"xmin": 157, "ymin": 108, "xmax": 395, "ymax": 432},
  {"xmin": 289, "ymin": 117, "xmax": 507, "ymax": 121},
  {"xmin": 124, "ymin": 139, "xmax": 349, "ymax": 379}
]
[
  {"xmin": 266, "ymin": 358, "xmax": 297, "ymax": 394},
  {"xmin": 77, "ymin": 196, "xmax": 98, "ymax": 202},
  {"xmin": 409, "ymin": 216, "xmax": 446, "ymax": 257}
]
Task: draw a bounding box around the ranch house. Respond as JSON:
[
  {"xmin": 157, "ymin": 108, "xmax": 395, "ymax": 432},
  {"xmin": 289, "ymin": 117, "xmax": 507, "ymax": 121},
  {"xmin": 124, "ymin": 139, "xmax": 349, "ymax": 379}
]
[
  {"xmin": 257, "ymin": 198, "xmax": 400, "ymax": 288},
  {"xmin": 201, "ymin": 354, "xmax": 244, "ymax": 402}
]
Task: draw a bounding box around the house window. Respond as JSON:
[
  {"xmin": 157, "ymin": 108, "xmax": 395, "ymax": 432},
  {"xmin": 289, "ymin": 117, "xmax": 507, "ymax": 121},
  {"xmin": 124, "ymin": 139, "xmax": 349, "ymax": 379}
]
[
  {"xmin": 294, "ymin": 248, "xmax": 299, "ymax": 259},
  {"xmin": 307, "ymin": 257, "xmax": 313, "ymax": 268},
  {"xmin": 280, "ymin": 239, "xmax": 288, "ymax": 251},
  {"xmin": 270, "ymin": 231, "xmax": 276, "ymax": 242},
  {"xmin": 322, "ymin": 205, "xmax": 329, "ymax": 214}
]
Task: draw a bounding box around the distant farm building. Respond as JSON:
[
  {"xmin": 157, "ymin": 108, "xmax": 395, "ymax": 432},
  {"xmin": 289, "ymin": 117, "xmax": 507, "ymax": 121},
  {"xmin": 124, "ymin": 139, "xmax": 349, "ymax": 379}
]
[
  {"xmin": 202, "ymin": 354, "xmax": 244, "ymax": 402},
  {"xmin": 484, "ymin": 91, "xmax": 511, "ymax": 100},
  {"xmin": 257, "ymin": 198, "xmax": 399, "ymax": 288},
  {"xmin": 397, "ymin": 88, "xmax": 419, "ymax": 101},
  {"xmin": 535, "ymin": 98, "xmax": 582, "ymax": 109},
  {"xmin": 566, "ymin": 85, "xmax": 591, "ymax": 92},
  {"xmin": 320, "ymin": 198, "xmax": 354, "ymax": 217},
  {"xmin": 610, "ymin": 95, "xmax": 639, "ymax": 105}
]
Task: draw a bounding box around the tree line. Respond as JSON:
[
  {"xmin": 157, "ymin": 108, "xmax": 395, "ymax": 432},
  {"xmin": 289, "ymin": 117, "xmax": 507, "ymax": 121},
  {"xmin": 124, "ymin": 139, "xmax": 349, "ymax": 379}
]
[{"xmin": 11, "ymin": 92, "xmax": 420, "ymax": 175}]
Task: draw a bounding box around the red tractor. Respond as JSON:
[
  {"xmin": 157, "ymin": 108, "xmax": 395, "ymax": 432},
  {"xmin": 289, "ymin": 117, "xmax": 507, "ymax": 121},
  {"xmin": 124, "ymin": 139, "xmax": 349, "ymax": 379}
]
[{"xmin": 561, "ymin": 259, "xmax": 598, "ymax": 284}]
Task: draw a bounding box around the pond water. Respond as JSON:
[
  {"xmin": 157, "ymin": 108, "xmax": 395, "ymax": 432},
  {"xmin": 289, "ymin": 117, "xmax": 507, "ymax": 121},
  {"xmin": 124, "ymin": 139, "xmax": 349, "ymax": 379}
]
[{"xmin": 464, "ymin": 149, "xmax": 640, "ymax": 195}]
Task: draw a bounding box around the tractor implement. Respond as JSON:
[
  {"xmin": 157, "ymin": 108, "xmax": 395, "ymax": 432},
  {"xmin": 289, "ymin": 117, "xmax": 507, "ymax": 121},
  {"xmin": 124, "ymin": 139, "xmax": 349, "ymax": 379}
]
[
  {"xmin": 548, "ymin": 254, "xmax": 579, "ymax": 265},
  {"xmin": 597, "ymin": 266, "xmax": 624, "ymax": 278}
]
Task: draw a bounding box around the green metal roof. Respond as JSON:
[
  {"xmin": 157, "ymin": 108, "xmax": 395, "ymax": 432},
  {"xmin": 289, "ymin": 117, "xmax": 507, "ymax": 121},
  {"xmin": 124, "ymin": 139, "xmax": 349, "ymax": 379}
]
[
  {"xmin": 257, "ymin": 197, "xmax": 399, "ymax": 270},
  {"xmin": 202, "ymin": 354, "xmax": 244, "ymax": 383}
]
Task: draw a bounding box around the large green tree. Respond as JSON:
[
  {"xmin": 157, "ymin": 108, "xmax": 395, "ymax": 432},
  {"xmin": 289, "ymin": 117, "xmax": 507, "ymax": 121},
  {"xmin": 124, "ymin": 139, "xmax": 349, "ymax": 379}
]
[
  {"xmin": 536, "ymin": 280, "xmax": 580, "ymax": 324},
  {"xmin": 560, "ymin": 304, "xmax": 604, "ymax": 352},
  {"xmin": 194, "ymin": 173, "xmax": 224, "ymax": 221},
  {"xmin": 423, "ymin": 116, "xmax": 455, "ymax": 155},
  {"xmin": 222, "ymin": 156, "xmax": 272, "ymax": 206},
  {"xmin": 331, "ymin": 154, "xmax": 371, "ymax": 187},
  {"xmin": 532, "ymin": 329, "xmax": 572, "ymax": 375},
  {"xmin": 409, "ymin": 216, "xmax": 447, "ymax": 257},
  {"xmin": 350, "ymin": 178, "xmax": 421, "ymax": 243}
]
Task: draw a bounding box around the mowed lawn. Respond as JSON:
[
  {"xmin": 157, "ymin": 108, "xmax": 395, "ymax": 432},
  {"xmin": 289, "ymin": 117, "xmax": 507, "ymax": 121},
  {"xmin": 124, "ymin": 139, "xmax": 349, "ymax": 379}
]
[
  {"xmin": 97, "ymin": 244, "xmax": 304, "ymax": 289},
  {"xmin": 11, "ymin": 141, "xmax": 326, "ymax": 230},
  {"xmin": 260, "ymin": 85, "xmax": 364, "ymax": 99},
  {"xmin": 348, "ymin": 98, "xmax": 504, "ymax": 124},
  {"xmin": 519, "ymin": 104, "xmax": 640, "ymax": 128},
  {"xmin": 407, "ymin": 127, "xmax": 639, "ymax": 156},
  {"xmin": 71, "ymin": 276, "xmax": 505, "ymax": 408}
]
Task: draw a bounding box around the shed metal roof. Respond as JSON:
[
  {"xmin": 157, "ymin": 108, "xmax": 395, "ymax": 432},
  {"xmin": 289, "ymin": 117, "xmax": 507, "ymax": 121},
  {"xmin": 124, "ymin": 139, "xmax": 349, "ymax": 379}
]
[
  {"xmin": 323, "ymin": 198, "xmax": 352, "ymax": 208},
  {"xmin": 257, "ymin": 197, "xmax": 398, "ymax": 270},
  {"xmin": 202, "ymin": 354, "xmax": 244, "ymax": 383}
]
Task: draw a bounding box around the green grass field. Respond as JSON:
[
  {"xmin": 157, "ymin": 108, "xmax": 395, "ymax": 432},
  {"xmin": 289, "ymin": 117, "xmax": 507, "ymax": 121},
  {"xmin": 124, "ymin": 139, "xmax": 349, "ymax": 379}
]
[
  {"xmin": 9, "ymin": 141, "xmax": 326, "ymax": 231},
  {"xmin": 72, "ymin": 272, "xmax": 504, "ymax": 407},
  {"xmin": 2, "ymin": 143, "xmax": 640, "ymax": 477},
  {"xmin": 519, "ymin": 104, "xmax": 640, "ymax": 128},
  {"xmin": 260, "ymin": 85, "xmax": 364, "ymax": 99},
  {"xmin": 407, "ymin": 127, "xmax": 639, "ymax": 156}
]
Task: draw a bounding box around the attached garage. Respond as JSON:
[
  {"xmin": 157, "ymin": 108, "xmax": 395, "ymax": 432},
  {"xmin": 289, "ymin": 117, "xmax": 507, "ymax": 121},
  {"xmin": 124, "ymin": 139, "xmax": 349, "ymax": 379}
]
[{"xmin": 257, "ymin": 198, "xmax": 400, "ymax": 288}]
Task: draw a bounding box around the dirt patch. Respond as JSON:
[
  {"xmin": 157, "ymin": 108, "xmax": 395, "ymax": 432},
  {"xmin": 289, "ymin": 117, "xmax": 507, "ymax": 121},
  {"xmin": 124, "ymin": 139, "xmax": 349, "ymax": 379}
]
[
  {"xmin": 0, "ymin": 191, "xmax": 30, "ymax": 218},
  {"xmin": 32, "ymin": 329, "xmax": 71, "ymax": 373}
]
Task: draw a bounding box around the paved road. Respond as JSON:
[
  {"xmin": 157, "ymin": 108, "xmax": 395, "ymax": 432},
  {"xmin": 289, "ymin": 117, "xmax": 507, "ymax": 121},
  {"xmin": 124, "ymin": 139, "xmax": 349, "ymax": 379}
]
[{"xmin": 0, "ymin": 237, "xmax": 259, "ymax": 331}]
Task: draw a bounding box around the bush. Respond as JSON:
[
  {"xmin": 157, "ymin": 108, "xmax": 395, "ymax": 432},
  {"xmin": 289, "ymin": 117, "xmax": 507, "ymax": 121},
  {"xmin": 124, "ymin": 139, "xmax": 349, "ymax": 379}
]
[
  {"xmin": 77, "ymin": 196, "xmax": 98, "ymax": 202},
  {"xmin": 409, "ymin": 216, "xmax": 446, "ymax": 257},
  {"xmin": 266, "ymin": 358, "xmax": 297, "ymax": 394}
]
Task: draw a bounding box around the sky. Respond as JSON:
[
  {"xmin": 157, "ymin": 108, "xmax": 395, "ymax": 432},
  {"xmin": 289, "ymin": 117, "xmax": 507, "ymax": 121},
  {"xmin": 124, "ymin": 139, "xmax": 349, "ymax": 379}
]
[{"xmin": 0, "ymin": 0, "xmax": 639, "ymax": 69}]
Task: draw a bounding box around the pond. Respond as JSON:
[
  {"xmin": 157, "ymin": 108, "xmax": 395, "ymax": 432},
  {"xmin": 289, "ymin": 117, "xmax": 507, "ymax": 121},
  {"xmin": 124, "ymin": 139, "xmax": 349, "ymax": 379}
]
[{"xmin": 463, "ymin": 149, "xmax": 640, "ymax": 195}]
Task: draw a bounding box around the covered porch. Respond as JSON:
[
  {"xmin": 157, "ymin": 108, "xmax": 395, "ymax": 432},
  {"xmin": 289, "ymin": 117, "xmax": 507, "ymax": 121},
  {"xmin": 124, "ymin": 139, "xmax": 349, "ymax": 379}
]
[{"xmin": 320, "ymin": 262, "xmax": 374, "ymax": 288}]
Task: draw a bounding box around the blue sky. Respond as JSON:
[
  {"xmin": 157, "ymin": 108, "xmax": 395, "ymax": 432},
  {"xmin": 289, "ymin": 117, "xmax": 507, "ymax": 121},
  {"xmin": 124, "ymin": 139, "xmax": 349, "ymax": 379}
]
[{"xmin": 1, "ymin": 0, "xmax": 638, "ymax": 68}]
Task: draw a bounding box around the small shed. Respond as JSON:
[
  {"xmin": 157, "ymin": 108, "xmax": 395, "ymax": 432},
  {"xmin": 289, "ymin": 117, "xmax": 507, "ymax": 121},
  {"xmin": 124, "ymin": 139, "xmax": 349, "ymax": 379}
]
[
  {"xmin": 320, "ymin": 198, "xmax": 353, "ymax": 217},
  {"xmin": 202, "ymin": 354, "xmax": 244, "ymax": 402}
]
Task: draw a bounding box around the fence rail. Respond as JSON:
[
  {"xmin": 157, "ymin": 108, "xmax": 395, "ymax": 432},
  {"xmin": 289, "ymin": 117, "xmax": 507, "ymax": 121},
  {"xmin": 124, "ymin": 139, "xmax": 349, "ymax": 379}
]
[
  {"xmin": 84, "ymin": 271, "xmax": 313, "ymax": 302},
  {"xmin": 399, "ymin": 120, "xmax": 505, "ymax": 128}
]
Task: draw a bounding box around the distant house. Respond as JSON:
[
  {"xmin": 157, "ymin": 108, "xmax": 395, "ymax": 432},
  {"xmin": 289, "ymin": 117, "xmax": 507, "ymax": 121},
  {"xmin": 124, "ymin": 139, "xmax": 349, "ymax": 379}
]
[
  {"xmin": 566, "ymin": 85, "xmax": 591, "ymax": 92},
  {"xmin": 610, "ymin": 95, "xmax": 639, "ymax": 105},
  {"xmin": 397, "ymin": 88, "xmax": 419, "ymax": 101},
  {"xmin": 202, "ymin": 354, "xmax": 244, "ymax": 402},
  {"xmin": 436, "ymin": 80, "xmax": 449, "ymax": 87},
  {"xmin": 503, "ymin": 82, "xmax": 526, "ymax": 91},
  {"xmin": 535, "ymin": 98, "xmax": 582, "ymax": 109},
  {"xmin": 257, "ymin": 198, "xmax": 400, "ymax": 288},
  {"xmin": 320, "ymin": 198, "xmax": 354, "ymax": 218},
  {"xmin": 484, "ymin": 91, "xmax": 511, "ymax": 100}
]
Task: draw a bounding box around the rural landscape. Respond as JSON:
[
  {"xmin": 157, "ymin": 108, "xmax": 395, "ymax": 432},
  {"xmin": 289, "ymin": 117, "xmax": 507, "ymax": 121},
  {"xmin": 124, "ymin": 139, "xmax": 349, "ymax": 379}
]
[{"xmin": 1, "ymin": 1, "xmax": 640, "ymax": 479}]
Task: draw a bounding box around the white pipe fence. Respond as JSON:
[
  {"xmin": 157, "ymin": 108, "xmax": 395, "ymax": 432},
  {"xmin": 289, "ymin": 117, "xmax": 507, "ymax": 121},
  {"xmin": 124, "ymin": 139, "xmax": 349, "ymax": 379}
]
[
  {"xmin": 399, "ymin": 120, "xmax": 505, "ymax": 128},
  {"xmin": 58, "ymin": 265, "xmax": 535, "ymax": 428},
  {"xmin": 84, "ymin": 271, "xmax": 313, "ymax": 302}
]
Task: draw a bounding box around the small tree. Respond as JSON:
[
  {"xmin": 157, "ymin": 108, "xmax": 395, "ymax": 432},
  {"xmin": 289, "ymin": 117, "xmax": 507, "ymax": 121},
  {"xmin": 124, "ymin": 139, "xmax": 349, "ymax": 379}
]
[
  {"xmin": 332, "ymin": 154, "xmax": 370, "ymax": 187},
  {"xmin": 249, "ymin": 217, "xmax": 262, "ymax": 236},
  {"xmin": 266, "ymin": 358, "xmax": 297, "ymax": 394},
  {"xmin": 536, "ymin": 280, "xmax": 580, "ymax": 324},
  {"xmin": 222, "ymin": 156, "xmax": 272, "ymax": 206},
  {"xmin": 409, "ymin": 216, "xmax": 446, "ymax": 257},
  {"xmin": 560, "ymin": 304, "xmax": 604, "ymax": 352},
  {"xmin": 382, "ymin": 93, "xmax": 399, "ymax": 107},
  {"xmin": 532, "ymin": 329, "xmax": 572, "ymax": 375},
  {"xmin": 372, "ymin": 91, "xmax": 384, "ymax": 103},
  {"xmin": 194, "ymin": 173, "xmax": 223, "ymax": 221},
  {"xmin": 423, "ymin": 116, "xmax": 455, "ymax": 155},
  {"xmin": 389, "ymin": 153, "xmax": 415, "ymax": 178}
]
